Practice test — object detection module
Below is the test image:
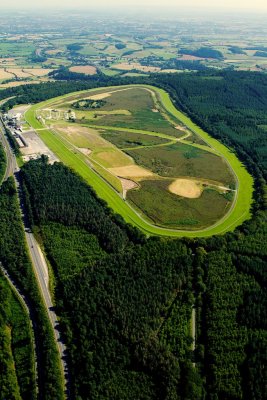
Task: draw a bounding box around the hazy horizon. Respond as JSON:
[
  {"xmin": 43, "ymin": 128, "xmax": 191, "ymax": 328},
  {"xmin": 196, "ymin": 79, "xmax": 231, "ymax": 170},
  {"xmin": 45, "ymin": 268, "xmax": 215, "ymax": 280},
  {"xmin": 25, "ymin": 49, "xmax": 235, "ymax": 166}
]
[{"xmin": 3, "ymin": 0, "xmax": 267, "ymax": 12}]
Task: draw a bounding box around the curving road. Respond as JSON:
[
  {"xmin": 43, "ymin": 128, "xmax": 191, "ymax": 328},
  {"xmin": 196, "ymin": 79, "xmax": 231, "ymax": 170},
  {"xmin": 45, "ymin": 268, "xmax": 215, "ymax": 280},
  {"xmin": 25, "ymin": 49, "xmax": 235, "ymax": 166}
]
[{"xmin": 0, "ymin": 116, "xmax": 69, "ymax": 398}]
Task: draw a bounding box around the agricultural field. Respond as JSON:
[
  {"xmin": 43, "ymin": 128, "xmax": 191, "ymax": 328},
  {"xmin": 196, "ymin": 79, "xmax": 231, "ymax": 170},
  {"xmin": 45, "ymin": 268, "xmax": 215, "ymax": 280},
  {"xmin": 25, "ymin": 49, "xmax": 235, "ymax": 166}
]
[
  {"xmin": 0, "ymin": 12, "xmax": 267, "ymax": 92},
  {"xmin": 28, "ymin": 84, "xmax": 246, "ymax": 232},
  {"xmin": 69, "ymin": 65, "xmax": 97, "ymax": 75},
  {"xmin": 0, "ymin": 68, "xmax": 52, "ymax": 80}
]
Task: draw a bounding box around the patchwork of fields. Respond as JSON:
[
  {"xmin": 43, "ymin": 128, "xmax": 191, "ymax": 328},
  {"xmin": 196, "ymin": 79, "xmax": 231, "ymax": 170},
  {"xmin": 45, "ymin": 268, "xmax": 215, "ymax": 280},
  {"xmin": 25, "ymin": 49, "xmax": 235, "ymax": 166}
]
[{"xmin": 25, "ymin": 85, "xmax": 253, "ymax": 236}]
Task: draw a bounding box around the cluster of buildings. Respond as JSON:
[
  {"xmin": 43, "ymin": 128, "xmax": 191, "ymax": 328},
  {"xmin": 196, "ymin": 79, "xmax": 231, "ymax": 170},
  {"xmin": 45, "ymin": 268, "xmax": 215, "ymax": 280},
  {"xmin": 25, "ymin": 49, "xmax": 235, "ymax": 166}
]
[{"xmin": 2, "ymin": 112, "xmax": 27, "ymax": 148}]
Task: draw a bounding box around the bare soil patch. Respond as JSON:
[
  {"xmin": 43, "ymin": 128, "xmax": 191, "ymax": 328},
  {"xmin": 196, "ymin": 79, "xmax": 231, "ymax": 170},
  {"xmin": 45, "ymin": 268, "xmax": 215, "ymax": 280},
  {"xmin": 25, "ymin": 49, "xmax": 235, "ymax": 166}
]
[
  {"xmin": 175, "ymin": 125, "xmax": 187, "ymax": 132},
  {"xmin": 54, "ymin": 124, "xmax": 107, "ymax": 148},
  {"xmin": 109, "ymin": 165, "xmax": 154, "ymax": 178},
  {"xmin": 69, "ymin": 65, "xmax": 97, "ymax": 75},
  {"xmin": 169, "ymin": 179, "xmax": 203, "ymax": 198},
  {"xmin": 120, "ymin": 178, "xmax": 138, "ymax": 199},
  {"xmin": 79, "ymin": 148, "xmax": 92, "ymax": 155}
]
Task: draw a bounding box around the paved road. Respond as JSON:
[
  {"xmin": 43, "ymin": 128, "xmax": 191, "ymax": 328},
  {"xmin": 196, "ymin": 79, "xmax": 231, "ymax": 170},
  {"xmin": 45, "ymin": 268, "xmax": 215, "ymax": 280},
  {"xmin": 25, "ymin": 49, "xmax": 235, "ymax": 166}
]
[
  {"xmin": 25, "ymin": 230, "xmax": 69, "ymax": 385},
  {"xmin": 0, "ymin": 116, "xmax": 69, "ymax": 398}
]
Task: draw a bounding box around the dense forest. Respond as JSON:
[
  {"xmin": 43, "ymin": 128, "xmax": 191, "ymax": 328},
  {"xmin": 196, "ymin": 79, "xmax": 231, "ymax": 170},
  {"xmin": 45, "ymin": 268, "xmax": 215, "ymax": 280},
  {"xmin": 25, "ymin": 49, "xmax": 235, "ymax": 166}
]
[
  {"xmin": 156, "ymin": 71, "xmax": 267, "ymax": 181},
  {"xmin": 139, "ymin": 56, "xmax": 212, "ymax": 71},
  {"xmin": 21, "ymin": 151, "xmax": 267, "ymax": 400},
  {"xmin": 21, "ymin": 157, "xmax": 200, "ymax": 399},
  {"xmin": 0, "ymin": 178, "xmax": 64, "ymax": 400},
  {"xmin": 159, "ymin": 71, "xmax": 267, "ymax": 399},
  {"xmin": 179, "ymin": 47, "xmax": 224, "ymax": 59},
  {"xmin": 0, "ymin": 274, "xmax": 36, "ymax": 400},
  {"xmin": 0, "ymin": 70, "xmax": 266, "ymax": 399}
]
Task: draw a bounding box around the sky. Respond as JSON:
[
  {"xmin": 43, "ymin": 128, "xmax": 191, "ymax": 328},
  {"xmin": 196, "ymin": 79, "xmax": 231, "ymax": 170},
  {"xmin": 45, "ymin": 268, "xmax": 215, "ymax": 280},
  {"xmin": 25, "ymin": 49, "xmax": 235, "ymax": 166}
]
[{"xmin": 4, "ymin": 0, "xmax": 267, "ymax": 11}]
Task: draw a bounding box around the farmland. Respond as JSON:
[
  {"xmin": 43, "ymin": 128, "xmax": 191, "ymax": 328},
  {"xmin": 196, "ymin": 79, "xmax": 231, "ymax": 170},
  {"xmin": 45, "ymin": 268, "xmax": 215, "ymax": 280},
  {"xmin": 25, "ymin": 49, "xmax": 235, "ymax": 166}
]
[
  {"xmin": 25, "ymin": 84, "xmax": 253, "ymax": 235},
  {"xmin": 69, "ymin": 65, "xmax": 97, "ymax": 75},
  {"xmin": 1, "ymin": 12, "xmax": 267, "ymax": 91}
]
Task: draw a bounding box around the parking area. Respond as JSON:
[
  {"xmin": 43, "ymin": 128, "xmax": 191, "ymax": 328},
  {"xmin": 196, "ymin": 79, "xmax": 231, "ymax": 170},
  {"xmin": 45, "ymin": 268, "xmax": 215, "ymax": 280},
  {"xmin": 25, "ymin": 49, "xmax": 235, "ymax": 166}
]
[{"xmin": 21, "ymin": 130, "xmax": 58, "ymax": 163}]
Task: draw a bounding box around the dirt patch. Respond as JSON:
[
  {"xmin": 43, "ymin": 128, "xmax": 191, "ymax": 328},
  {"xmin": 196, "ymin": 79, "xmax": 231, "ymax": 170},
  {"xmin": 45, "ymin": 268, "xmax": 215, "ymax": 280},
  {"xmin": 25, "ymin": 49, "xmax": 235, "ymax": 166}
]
[
  {"xmin": 120, "ymin": 178, "xmax": 138, "ymax": 199},
  {"xmin": 55, "ymin": 124, "xmax": 99, "ymax": 136},
  {"xmin": 9, "ymin": 105, "xmax": 31, "ymax": 115},
  {"xmin": 54, "ymin": 124, "xmax": 107, "ymax": 148},
  {"xmin": 175, "ymin": 125, "xmax": 187, "ymax": 132},
  {"xmin": 69, "ymin": 65, "xmax": 97, "ymax": 75},
  {"xmin": 109, "ymin": 165, "xmax": 154, "ymax": 178},
  {"xmin": 169, "ymin": 179, "xmax": 202, "ymax": 198},
  {"xmin": 79, "ymin": 148, "xmax": 92, "ymax": 155}
]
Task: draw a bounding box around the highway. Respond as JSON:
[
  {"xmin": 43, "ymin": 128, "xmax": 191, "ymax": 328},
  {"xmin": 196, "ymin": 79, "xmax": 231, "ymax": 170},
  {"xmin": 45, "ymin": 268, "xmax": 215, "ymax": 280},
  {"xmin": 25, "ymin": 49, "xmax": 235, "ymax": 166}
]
[{"xmin": 0, "ymin": 116, "xmax": 69, "ymax": 398}]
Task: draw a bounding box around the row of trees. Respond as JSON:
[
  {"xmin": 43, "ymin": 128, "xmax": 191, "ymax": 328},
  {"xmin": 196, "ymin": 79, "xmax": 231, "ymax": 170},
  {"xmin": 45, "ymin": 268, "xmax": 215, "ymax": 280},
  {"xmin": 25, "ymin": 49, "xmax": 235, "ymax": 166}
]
[{"xmin": 0, "ymin": 142, "xmax": 6, "ymax": 181}]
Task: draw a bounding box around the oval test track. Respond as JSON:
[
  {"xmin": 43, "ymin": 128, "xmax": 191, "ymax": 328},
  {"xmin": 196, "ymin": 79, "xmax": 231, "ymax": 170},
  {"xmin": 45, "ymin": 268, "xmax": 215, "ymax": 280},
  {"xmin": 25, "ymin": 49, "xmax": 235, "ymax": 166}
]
[{"xmin": 25, "ymin": 84, "xmax": 254, "ymax": 237}]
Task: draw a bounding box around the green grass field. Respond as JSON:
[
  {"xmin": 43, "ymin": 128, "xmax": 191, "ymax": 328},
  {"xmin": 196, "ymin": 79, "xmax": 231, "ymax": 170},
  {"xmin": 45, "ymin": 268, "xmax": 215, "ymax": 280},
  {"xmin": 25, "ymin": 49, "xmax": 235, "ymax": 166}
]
[
  {"xmin": 85, "ymin": 88, "xmax": 184, "ymax": 137},
  {"xmin": 25, "ymin": 84, "xmax": 254, "ymax": 237},
  {"xmin": 128, "ymin": 179, "xmax": 231, "ymax": 229},
  {"xmin": 0, "ymin": 42, "xmax": 35, "ymax": 57},
  {"xmin": 101, "ymin": 130, "xmax": 169, "ymax": 149},
  {"xmin": 126, "ymin": 142, "xmax": 235, "ymax": 185}
]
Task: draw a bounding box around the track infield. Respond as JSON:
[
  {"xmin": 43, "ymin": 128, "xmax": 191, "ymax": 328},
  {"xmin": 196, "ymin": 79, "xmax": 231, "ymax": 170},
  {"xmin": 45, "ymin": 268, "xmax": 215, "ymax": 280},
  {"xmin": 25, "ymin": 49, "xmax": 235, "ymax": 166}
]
[{"xmin": 25, "ymin": 84, "xmax": 254, "ymax": 237}]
